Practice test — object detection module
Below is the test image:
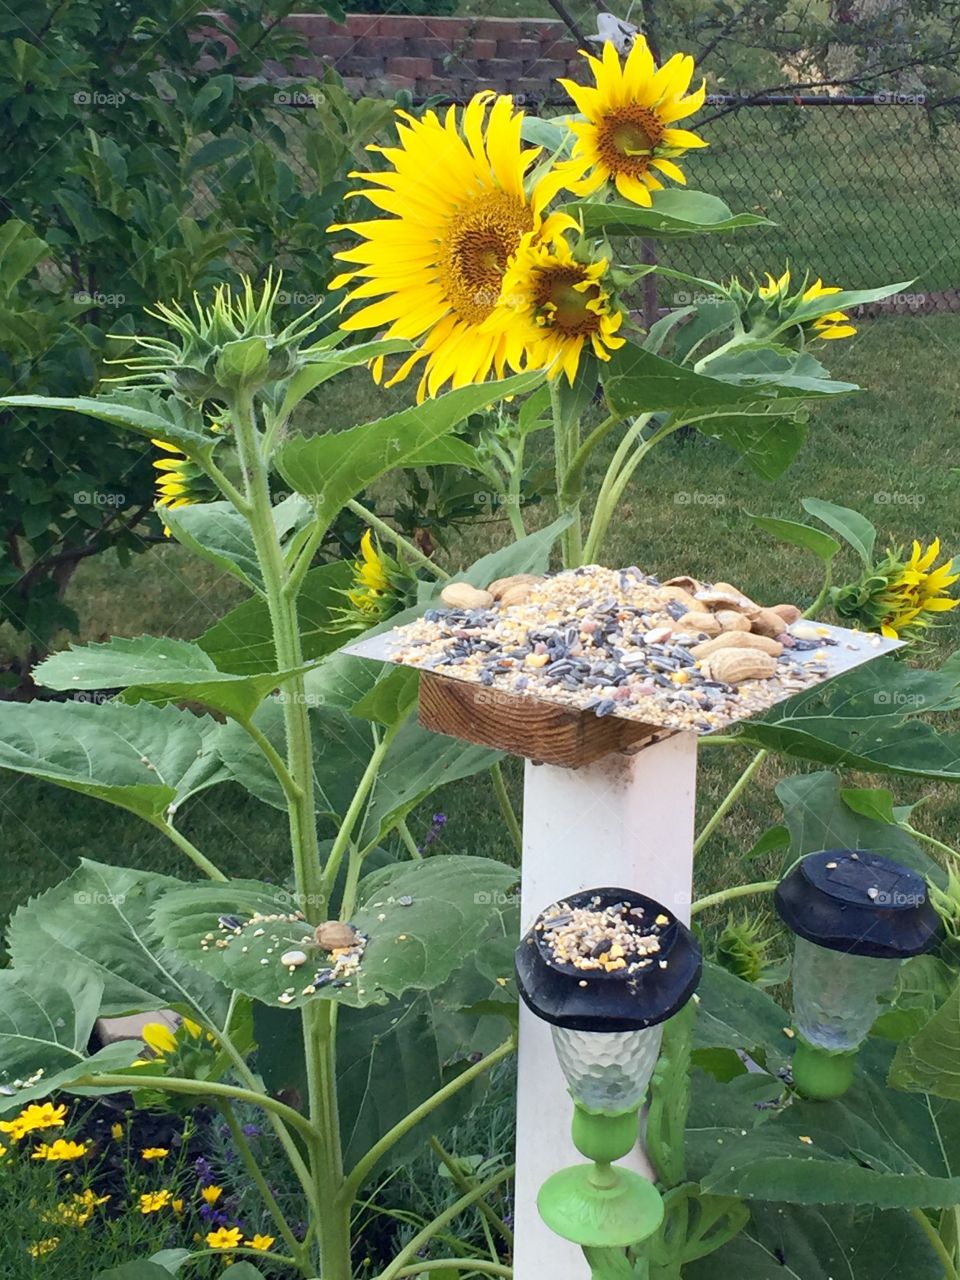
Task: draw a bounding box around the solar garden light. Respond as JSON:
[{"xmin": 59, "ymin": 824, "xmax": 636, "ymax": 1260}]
[
  {"xmin": 775, "ymin": 849, "xmax": 942, "ymax": 1101},
  {"xmin": 515, "ymin": 887, "xmax": 702, "ymax": 1276}
]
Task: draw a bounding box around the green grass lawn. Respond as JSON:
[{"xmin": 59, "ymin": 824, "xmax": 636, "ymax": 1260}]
[{"xmin": 1, "ymin": 314, "xmax": 958, "ymax": 938}]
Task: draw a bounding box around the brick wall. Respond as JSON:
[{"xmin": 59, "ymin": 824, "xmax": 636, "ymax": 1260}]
[{"xmin": 270, "ymin": 13, "xmax": 588, "ymax": 102}]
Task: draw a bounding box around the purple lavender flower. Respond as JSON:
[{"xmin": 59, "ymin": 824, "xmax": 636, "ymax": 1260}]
[{"xmin": 418, "ymin": 811, "xmax": 448, "ymax": 853}]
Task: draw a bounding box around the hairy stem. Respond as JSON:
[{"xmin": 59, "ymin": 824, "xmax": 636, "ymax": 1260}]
[
  {"xmin": 150, "ymin": 820, "xmax": 227, "ymax": 881},
  {"xmin": 239, "ymin": 716, "xmax": 303, "ymax": 802},
  {"xmin": 693, "ymin": 749, "xmax": 769, "ymax": 855},
  {"xmin": 347, "ymin": 498, "xmax": 449, "ymax": 579},
  {"xmin": 342, "ymin": 1037, "xmax": 516, "ymax": 1203},
  {"xmin": 429, "ymin": 1136, "xmax": 515, "ymax": 1250},
  {"xmin": 374, "ymin": 1166, "xmax": 516, "ymax": 1280},
  {"xmin": 231, "ymin": 390, "xmax": 349, "ymax": 1280},
  {"xmin": 219, "ymin": 1099, "xmax": 310, "ymax": 1267},
  {"xmin": 691, "ymin": 880, "xmax": 779, "ymax": 917},
  {"xmin": 910, "ymin": 1207, "xmax": 960, "ymax": 1280},
  {"xmin": 582, "ymin": 417, "xmax": 680, "ymax": 565},
  {"xmin": 79, "ymin": 1073, "xmax": 318, "ymax": 1141},
  {"xmin": 393, "ymin": 1263, "xmax": 512, "ymax": 1278}
]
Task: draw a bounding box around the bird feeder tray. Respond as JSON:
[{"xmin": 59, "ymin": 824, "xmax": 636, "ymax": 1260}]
[{"xmin": 343, "ymin": 565, "xmax": 902, "ymax": 768}]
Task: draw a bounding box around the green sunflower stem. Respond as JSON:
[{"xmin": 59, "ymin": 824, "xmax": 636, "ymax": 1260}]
[
  {"xmin": 583, "ymin": 417, "xmax": 681, "ymax": 565},
  {"xmin": 491, "ymin": 761, "xmax": 522, "ymax": 858},
  {"xmin": 691, "ymin": 879, "xmax": 780, "ymax": 918},
  {"xmin": 693, "ymin": 749, "xmax": 769, "ymax": 856},
  {"xmin": 346, "ymin": 498, "xmax": 449, "ymax": 579},
  {"xmin": 230, "ymin": 389, "xmax": 350, "ymax": 1280},
  {"xmin": 550, "ymin": 379, "xmax": 583, "ymax": 568},
  {"xmin": 219, "ymin": 1099, "xmax": 311, "ymax": 1268},
  {"xmin": 803, "ymin": 563, "xmax": 833, "ymax": 619}
]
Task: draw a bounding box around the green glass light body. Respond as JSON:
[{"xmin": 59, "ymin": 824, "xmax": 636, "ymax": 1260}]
[
  {"xmin": 791, "ymin": 936, "xmax": 902, "ymax": 1099},
  {"xmin": 537, "ymin": 1025, "xmax": 666, "ymax": 1267}
]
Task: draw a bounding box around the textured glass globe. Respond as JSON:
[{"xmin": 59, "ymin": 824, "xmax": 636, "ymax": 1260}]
[
  {"xmin": 792, "ymin": 936, "xmax": 900, "ymax": 1051},
  {"xmin": 551, "ymin": 1024, "xmax": 664, "ymax": 1114}
]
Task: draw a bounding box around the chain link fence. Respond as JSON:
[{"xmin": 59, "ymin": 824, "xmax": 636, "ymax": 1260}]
[{"xmin": 648, "ymin": 98, "xmax": 960, "ymax": 310}]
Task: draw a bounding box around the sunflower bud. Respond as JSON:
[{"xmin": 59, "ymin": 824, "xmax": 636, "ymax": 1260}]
[
  {"xmin": 108, "ymin": 272, "xmax": 328, "ymax": 402},
  {"xmin": 730, "ymin": 268, "xmax": 857, "ymax": 348},
  {"xmin": 831, "ymin": 538, "xmax": 959, "ymax": 643}
]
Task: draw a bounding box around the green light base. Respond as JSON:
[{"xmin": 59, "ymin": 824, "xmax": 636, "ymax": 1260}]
[
  {"xmin": 538, "ymin": 1163, "xmax": 664, "ymax": 1250},
  {"xmin": 792, "ymin": 1034, "xmax": 858, "ymax": 1100}
]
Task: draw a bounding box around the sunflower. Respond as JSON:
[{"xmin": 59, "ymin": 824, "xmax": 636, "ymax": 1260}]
[
  {"xmin": 758, "ymin": 269, "xmax": 856, "ymax": 340},
  {"xmin": 557, "ymin": 38, "xmax": 707, "ymax": 207},
  {"xmin": 486, "ymin": 233, "xmax": 625, "ymax": 382},
  {"xmin": 151, "ymin": 440, "xmax": 216, "ymax": 534},
  {"xmin": 330, "ymin": 91, "xmax": 573, "ymax": 401},
  {"xmin": 832, "ymin": 538, "xmax": 960, "ymax": 641},
  {"xmin": 333, "ymin": 529, "xmax": 416, "ymax": 632}
]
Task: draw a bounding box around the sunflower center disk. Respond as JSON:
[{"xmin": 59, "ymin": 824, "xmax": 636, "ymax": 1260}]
[
  {"xmin": 602, "ymin": 108, "xmax": 664, "ymax": 174},
  {"xmin": 536, "ymin": 270, "xmax": 603, "ymax": 337},
  {"xmin": 440, "ymin": 191, "xmax": 533, "ymax": 325}
]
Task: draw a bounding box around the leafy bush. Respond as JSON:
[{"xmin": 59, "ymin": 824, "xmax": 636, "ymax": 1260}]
[{"xmin": 0, "ymin": 1, "xmax": 394, "ymax": 685}]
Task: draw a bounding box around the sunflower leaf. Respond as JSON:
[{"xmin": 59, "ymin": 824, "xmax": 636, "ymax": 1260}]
[
  {"xmin": 275, "ymin": 371, "xmax": 543, "ymax": 539},
  {"xmin": 565, "ymin": 190, "xmax": 773, "ymax": 238},
  {"xmin": 33, "ymin": 635, "xmax": 307, "ymax": 722},
  {"xmin": 801, "ymin": 498, "xmax": 877, "ymax": 564},
  {"xmin": 154, "ymin": 856, "xmax": 519, "ymax": 1010},
  {"xmin": 160, "ymin": 500, "xmax": 264, "ymax": 593},
  {"xmin": 0, "ymin": 389, "xmax": 214, "ymax": 456},
  {"xmin": 748, "ymin": 513, "xmax": 841, "ymax": 564},
  {"xmin": 198, "ymin": 562, "xmax": 354, "ymax": 676},
  {"xmin": 0, "ymin": 699, "xmax": 218, "ymax": 822},
  {"xmin": 276, "ymin": 337, "xmax": 412, "ymax": 421}
]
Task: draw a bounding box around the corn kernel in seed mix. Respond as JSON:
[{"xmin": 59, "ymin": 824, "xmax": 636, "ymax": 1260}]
[
  {"xmin": 537, "ymin": 897, "xmax": 664, "ymax": 975},
  {"xmin": 389, "ymin": 565, "xmax": 833, "ymax": 733}
]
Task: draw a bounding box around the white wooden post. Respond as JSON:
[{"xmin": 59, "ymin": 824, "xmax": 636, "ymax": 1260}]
[{"xmin": 513, "ymin": 732, "xmax": 698, "ymax": 1280}]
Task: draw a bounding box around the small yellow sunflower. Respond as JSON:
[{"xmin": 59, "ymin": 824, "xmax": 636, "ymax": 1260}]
[
  {"xmin": 832, "ymin": 538, "xmax": 960, "ymax": 641},
  {"xmin": 758, "ymin": 269, "xmax": 856, "ymax": 340},
  {"xmin": 333, "ymin": 529, "xmax": 416, "ymax": 632},
  {"xmin": 486, "ymin": 233, "xmax": 625, "ymax": 382},
  {"xmin": 151, "ymin": 440, "xmax": 218, "ymax": 535},
  {"xmin": 330, "ymin": 91, "xmax": 572, "ymax": 401},
  {"xmin": 557, "ymin": 38, "xmax": 707, "ymax": 207}
]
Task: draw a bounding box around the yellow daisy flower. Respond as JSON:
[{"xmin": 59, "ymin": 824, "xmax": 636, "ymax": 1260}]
[
  {"xmin": 206, "ymin": 1225, "xmax": 243, "ymax": 1250},
  {"xmin": 246, "ymin": 1233, "xmax": 275, "ymax": 1251},
  {"xmin": 110, "ymin": 1122, "xmax": 124, "ymax": 1140},
  {"xmin": 142, "ymin": 1146, "xmax": 169, "ymax": 1160},
  {"xmin": 49, "ymin": 1188, "xmax": 110, "ymax": 1227},
  {"xmin": 31, "ymin": 1139, "xmax": 87, "ymax": 1161},
  {"xmin": 201, "ymin": 1184, "xmax": 223, "ymax": 1206},
  {"xmin": 557, "ymin": 38, "xmax": 707, "ymax": 206},
  {"xmin": 330, "ymin": 90, "xmax": 572, "ymax": 401},
  {"xmin": 27, "ymin": 1237, "xmax": 60, "ymax": 1257},
  {"xmin": 0, "ymin": 1101, "xmax": 67, "ymax": 1141},
  {"xmin": 485, "ymin": 233, "xmax": 625, "ymax": 382},
  {"xmin": 140, "ymin": 1189, "xmax": 173, "ymax": 1214}
]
